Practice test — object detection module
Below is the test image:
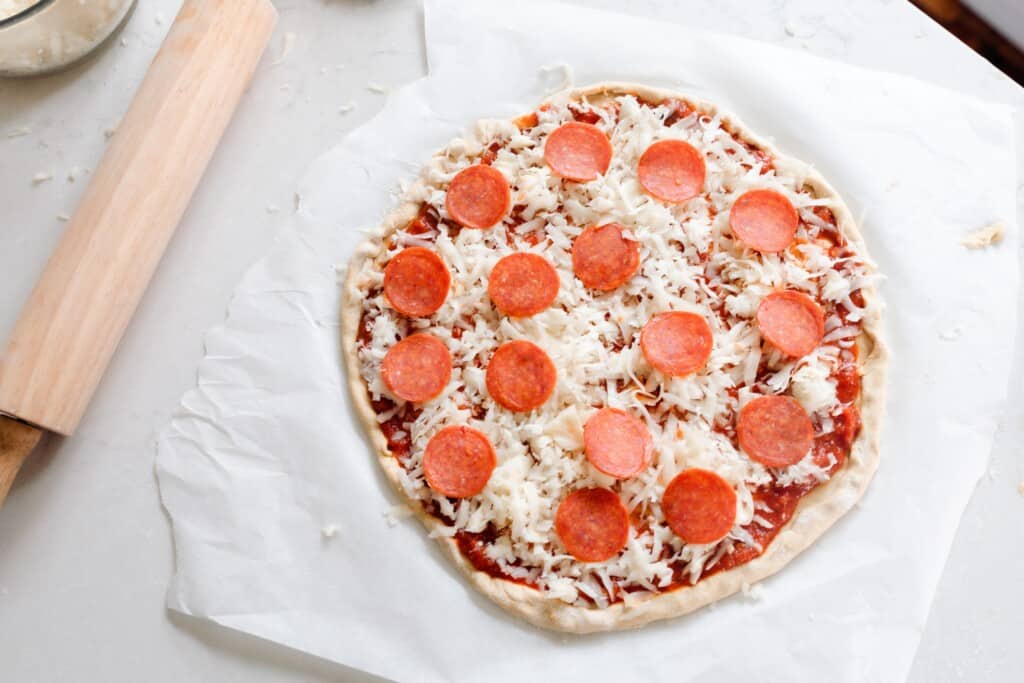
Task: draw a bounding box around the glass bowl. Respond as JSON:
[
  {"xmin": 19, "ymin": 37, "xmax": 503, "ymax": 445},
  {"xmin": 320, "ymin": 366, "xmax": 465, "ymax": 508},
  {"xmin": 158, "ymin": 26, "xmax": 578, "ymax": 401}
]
[{"xmin": 0, "ymin": 0, "xmax": 137, "ymax": 77}]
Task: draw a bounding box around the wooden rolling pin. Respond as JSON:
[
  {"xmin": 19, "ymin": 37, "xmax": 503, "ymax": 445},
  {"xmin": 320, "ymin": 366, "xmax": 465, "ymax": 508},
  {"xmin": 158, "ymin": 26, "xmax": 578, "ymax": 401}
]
[{"xmin": 0, "ymin": 0, "xmax": 277, "ymax": 507}]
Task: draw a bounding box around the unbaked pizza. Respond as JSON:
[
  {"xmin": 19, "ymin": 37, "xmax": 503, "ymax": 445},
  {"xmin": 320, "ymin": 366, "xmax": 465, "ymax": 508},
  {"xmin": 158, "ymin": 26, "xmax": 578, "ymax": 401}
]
[{"xmin": 342, "ymin": 83, "xmax": 886, "ymax": 632}]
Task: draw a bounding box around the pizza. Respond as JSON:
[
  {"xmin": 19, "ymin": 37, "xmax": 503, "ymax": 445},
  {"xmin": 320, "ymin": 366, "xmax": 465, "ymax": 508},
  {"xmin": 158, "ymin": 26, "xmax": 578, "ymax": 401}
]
[{"xmin": 342, "ymin": 83, "xmax": 886, "ymax": 632}]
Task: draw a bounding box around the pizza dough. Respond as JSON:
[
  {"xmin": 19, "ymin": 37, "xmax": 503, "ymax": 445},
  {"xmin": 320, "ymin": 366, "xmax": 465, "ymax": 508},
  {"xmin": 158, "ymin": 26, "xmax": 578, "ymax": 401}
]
[{"xmin": 342, "ymin": 83, "xmax": 887, "ymax": 633}]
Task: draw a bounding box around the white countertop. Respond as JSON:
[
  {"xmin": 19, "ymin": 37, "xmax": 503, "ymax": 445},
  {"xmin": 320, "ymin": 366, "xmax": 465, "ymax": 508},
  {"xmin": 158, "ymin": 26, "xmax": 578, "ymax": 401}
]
[{"xmin": 1, "ymin": 1, "xmax": 1022, "ymax": 681}]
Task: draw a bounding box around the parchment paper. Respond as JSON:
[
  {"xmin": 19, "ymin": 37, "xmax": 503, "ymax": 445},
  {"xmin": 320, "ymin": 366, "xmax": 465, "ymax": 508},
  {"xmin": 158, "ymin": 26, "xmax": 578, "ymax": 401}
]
[{"xmin": 155, "ymin": 1, "xmax": 1020, "ymax": 681}]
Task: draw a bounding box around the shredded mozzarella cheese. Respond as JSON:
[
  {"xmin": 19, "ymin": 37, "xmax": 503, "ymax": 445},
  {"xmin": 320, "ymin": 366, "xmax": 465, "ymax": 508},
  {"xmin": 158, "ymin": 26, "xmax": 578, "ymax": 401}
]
[{"xmin": 354, "ymin": 93, "xmax": 873, "ymax": 605}]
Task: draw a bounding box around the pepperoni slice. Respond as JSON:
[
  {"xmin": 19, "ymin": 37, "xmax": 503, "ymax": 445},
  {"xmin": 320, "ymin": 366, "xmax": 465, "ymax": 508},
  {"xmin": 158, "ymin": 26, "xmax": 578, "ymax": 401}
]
[
  {"xmin": 485, "ymin": 340, "xmax": 556, "ymax": 412},
  {"xmin": 554, "ymin": 488, "xmax": 630, "ymax": 562},
  {"xmin": 383, "ymin": 247, "xmax": 450, "ymax": 317},
  {"xmin": 381, "ymin": 334, "xmax": 451, "ymax": 403},
  {"xmin": 662, "ymin": 469, "xmax": 737, "ymax": 544},
  {"xmin": 422, "ymin": 426, "xmax": 497, "ymax": 498},
  {"xmin": 729, "ymin": 189, "xmax": 799, "ymax": 252},
  {"xmin": 488, "ymin": 253, "xmax": 560, "ymax": 317},
  {"xmin": 583, "ymin": 408, "xmax": 653, "ymax": 479},
  {"xmin": 737, "ymin": 395, "xmax": 814, "ymax": 468},
  {"xmin": 445, "ymin": 164, "xmax": 511, "ymax": 229},
  {"xmin": 756, "ymin": 290, "xmax": 825, "ymax": 358},
  {"xmin": 544, "ymin": 122, "xmax": 613, "ymax": 182},
  {"xmin": 640, "ymin": 312, "xmax": 714, "ymax": 377},
  {"xmin": 637, "ymin": 139, "xmax": 706, "ymax": 203},
  {"xmin": 571, "ymin": 223, "xmax": 640, "ymax": 291}
]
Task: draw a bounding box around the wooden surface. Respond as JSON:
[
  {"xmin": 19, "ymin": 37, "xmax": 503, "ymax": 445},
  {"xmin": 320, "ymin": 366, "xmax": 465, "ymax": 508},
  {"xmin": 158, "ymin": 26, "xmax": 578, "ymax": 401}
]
[
  {"xmin": 0, "ymin": 416, "xmax": 43, "ymax": 507},
  {"xmin": 912, "ymin": 0, "xmax": 1024, "ymax": 84},
  {"xmin": 0, "ymin": 0, "xmax": 277, "ymax": 435}
]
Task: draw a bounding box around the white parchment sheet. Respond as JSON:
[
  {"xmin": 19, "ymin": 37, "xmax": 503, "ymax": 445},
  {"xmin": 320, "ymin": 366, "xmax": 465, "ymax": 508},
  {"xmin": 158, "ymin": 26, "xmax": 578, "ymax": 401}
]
[{"xmin": 155, "ymin": 1, "xmax": 1019, "ymax": 681}]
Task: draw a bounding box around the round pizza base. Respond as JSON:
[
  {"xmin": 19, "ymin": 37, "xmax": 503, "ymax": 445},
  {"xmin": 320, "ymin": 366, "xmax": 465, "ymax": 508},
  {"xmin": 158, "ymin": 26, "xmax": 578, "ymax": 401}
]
[{"xmin": 341, "ymin": 82, "xmax": 888, "ymax": 633}]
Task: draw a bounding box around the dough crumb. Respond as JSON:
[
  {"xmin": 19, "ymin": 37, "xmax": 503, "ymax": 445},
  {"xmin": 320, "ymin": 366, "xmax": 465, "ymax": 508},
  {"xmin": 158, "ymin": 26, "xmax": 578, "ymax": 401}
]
[
  {"xmin": 961, "ymin": 222, "xmax": 1005, "ymax": 249},
  {"xmin": 104, "ymin": 126, "xmax": 117, "ymax": 139},
  {"xmin": 938, "ymin": 326, "xmax": 961, "ymax": 341},
  {"xmin": 366, "ymin": 81, "xmax": 388, "ymax": 94},
  {"xmin": 66, "ymin": 165, "xmax": 86, "ymax": 182},
  {"xmin": 265, "ymin": 203, "xmax": 280, "ymax": 214},
  {"xmin": 321, "ymin": 524, "xmax": 339, "ymax": 539},
  {"xmin": 384, "ymin": 504, "xmax": 413, "ymax": 527},
  {"xmin": 57, "ymin": 213, "xmax": 71, "ymax": 222},
  {"xmin": 119, "ymin": 37, "xmax": 127, "ymax": 47},
  {"xmin": 319, "ymin": 66, "xmax": 328, "ymax": 75},
  {"xmin": 155, "ymin": 12, "xmax": 165, "ymax": 25},
  {"xmin": 272, "ymin": 32, "xmax": 297, "ymax": 66},
  {"xmin": 741, "ymin": 582, "xmax": 764, "ymax": 600},
  {"xmin": 335, "ymin": 63, "xmax": 346, "ymax": 71},
  {"xmin": 31, "ymin": 171, "xmax": 53, "ymax": 185},
  {"xmin": 6, "ymin": 127, "xmax": 30, "ymax": 138},
  {"xmin": 538, "ymin": 63, "xmax": 573, "ymax": 94},
  {"xmin": 338, "ymin": 102, "xmax": 356, "ymax": 115},
  {"xmin": 784, "ymin": 19, "xmax": 817, "ymax": 38}
]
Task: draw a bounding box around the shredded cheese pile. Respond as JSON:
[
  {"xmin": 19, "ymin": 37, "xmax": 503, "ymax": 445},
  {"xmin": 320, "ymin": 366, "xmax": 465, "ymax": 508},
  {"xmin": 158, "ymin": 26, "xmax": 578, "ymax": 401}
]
[{"xmin": 356, "ymin": 93, "xmax": 873, "ymax": 606}]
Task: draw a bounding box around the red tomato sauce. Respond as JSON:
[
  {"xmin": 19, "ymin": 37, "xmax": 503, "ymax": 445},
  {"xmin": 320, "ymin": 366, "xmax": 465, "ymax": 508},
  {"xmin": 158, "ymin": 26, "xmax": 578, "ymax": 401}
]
[
  {"xmin": 569, "ymin": 103, "xmax": 602, "ymax": 124},
  {"xmin": 456, "ymin": 527, "xmax": 537, "ymax": 589},
  {"xmin": 357, "ymin": 312, "xmax": 418, "ymax": 461},
  {"xmin": 698, "ymin": 401, "xmax": 859, "ymax": 582},
  {"xmin": 406, "ymin": 206, "xmax": 439, "ymax": 235}
]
